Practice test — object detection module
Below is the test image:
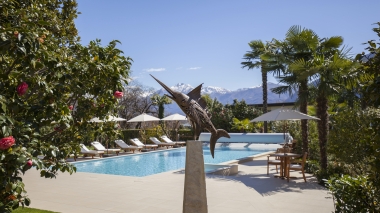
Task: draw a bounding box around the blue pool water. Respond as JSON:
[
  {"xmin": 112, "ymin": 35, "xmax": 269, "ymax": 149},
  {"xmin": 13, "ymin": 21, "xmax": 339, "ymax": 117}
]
[{"xmin": 73, "ymin": 146, "xmax": 275, "ymax": 177}]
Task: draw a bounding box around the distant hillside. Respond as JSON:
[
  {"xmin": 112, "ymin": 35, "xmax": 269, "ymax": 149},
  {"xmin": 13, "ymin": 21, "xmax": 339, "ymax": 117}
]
[{"xmin": 155, "ymin": 82, "xmax": 297, "ymax": 114}]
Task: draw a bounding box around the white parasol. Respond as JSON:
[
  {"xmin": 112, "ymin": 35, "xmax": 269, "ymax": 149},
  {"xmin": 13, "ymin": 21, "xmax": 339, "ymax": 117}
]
[{"xmin": 127, "ymin": 113, "xmax": 160, "ymax": 151}]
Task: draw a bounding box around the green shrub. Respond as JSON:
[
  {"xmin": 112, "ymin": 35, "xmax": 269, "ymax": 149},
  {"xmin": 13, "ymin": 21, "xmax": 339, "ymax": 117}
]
[
  {"xmin": 306, "ymin": 160, "xmax": 346, "ymax": 184},
  {"xmin": 327, "ymin": 175, "xmax": 380, "ymax": 213},
  {"xmin": 329, "ymin": 108, "xmax": 380, "ymax": 176}
]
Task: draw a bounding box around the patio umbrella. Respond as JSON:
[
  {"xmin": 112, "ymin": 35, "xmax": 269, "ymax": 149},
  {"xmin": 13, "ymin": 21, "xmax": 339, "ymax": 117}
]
[
  {"xmin": 250, "ymin": 108, "xmax": 319, "ymax": 142},
  {"xmin": 251, "ymin": 108, "xmax": 319, "ymax": 122},
  {"xmin": 161, "ymin": 113, "xmax": 187, "ymax": 142},
  {"xmin": 127, "ymin": 113, "xmax": 160, "ymax": 122},
  {"xmin": 161, "ymin": 113, "xmax": 187, "ymax": 121},
  {"xmin": 127, "ymin": 113, "xmax": 160, "ymax": 151}
]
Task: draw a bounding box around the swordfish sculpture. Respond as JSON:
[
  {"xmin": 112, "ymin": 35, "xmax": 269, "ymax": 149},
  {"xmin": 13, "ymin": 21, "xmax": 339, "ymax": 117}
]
[{"xmin": 151, "ymin": 75, "xmax": 230, "ymax": 158}]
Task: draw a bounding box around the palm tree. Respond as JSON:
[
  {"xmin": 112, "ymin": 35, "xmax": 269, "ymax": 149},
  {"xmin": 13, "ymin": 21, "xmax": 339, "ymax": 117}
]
[
  {"xmin": 242, "ymin": 40, "xmax": 281, "ymax": 132},
  {"xmin": 231, "ymin": 118, "xmax": 254, "ymax": 133},
  {"xmin": 271, "ymin": 25, "xmax": 319, "ymax": 155},
  {"xmin": 151, "ymin": 94, "xmax": 172, "ymax": 137},
  {"xmin": 151, "ymin": 94, "xmax": 172, "ymax": 119},
  {"xmin": 290, "ymin": 37, "xmax": 358, "ymax": 170}
]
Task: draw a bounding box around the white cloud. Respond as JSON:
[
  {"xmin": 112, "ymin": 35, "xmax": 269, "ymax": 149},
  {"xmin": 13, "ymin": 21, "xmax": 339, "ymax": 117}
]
[
  {"xmin": 144, "ymin": 68, "xmax": 166, "ymax": 72},
  {"xmin": 189, "ymin": 67, "xmax": 201, "ymax": 70}
]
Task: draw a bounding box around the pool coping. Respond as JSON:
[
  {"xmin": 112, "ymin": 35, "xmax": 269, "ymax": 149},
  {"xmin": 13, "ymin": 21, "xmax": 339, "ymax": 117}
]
[{"xmin": 204, "ymin": 150, "xmax": 275, "ymax": 175}]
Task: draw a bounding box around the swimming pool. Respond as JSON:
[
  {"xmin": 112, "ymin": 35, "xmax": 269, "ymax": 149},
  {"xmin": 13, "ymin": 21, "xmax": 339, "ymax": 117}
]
[{"xmin": 73, "ymin": 145, "xmax": 278, "ymax": 177}]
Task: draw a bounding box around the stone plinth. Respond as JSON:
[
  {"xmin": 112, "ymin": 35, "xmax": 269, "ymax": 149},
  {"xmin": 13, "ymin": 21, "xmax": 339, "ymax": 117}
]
[{"xmin": 183, "ymin": 140, "xmax": 208, "ymax": 213}]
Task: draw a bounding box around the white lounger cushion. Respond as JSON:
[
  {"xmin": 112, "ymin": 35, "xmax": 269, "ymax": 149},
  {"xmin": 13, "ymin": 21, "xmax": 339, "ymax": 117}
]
[
  {"xmin": 160, "ymin": 136, "xmax": 186, "ymax": 145},
  {"xmin": 149, "ymin": 137, "xmax": 175, "ymax": 145},
  {"xmin": 130, "ymin": 138, "xmax": 158, "ymax": 148},
  {"xmin": 91, "ymin": 141, "xmax": 120, "ymax": 152},
  {"xmin": 115, "ymin": 140, "xmax": 140, "ymax": 149},
  {"xmin": 80, "ymin": 144, "xmax": 104, "ymax": 154}
]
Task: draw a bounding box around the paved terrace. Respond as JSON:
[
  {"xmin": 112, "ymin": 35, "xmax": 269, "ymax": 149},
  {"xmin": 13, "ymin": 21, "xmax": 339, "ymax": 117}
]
[{"xmin": 23, "ymin": 150, "xmax": 334, "ymax": 213}]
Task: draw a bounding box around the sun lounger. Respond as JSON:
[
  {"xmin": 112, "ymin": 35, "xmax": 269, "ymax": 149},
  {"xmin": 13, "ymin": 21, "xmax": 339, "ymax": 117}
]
[
  {"xmin": 149, "ymin": 137, "xmax": 175, "ymax": 149},
  {"xmin": 75, "ymin": 144, "xmax": 104, "ymax": 161},
  {"xmin": 160, "ymin": 135, "xmax": 186, "ymax": 146},
  {"xmin": 129, "ymin": 138, "xmax": 158, "ymax": 150},
  {"xmin": 114, "ymin": 140, "xmax": 142, "ymax": 153},
  {"xmin": 91, "ymin": 141, "xmax": 120, "ymax": 155}
]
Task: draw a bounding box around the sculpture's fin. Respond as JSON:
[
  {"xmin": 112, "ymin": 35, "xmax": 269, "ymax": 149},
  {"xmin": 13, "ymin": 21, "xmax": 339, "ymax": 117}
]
[
  {"xmin": 187, "ymin": 83, "xmax": 203, "ymax": 101},
  {"xmin": 197, "ymin": 97, "xmax": 207, "ymax": 110},
  {"xmin": 210, "ymin": 129, "xmax": 230, "ymax": 158}
]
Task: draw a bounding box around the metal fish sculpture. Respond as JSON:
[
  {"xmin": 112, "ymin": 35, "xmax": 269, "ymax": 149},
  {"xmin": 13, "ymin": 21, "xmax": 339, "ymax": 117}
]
[{"xmin": 151, "ymin": 75, "xmax": 230, "ymax": 158}]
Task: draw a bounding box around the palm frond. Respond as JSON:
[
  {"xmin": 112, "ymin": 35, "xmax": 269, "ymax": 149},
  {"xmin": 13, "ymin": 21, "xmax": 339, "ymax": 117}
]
[
  {"xmin": 286, "ymin": 25, "xmax": 303, "ymax": 38},
  {"xmin": 321, "ymin": 36, "xmax": 343, "ymax": 49}
]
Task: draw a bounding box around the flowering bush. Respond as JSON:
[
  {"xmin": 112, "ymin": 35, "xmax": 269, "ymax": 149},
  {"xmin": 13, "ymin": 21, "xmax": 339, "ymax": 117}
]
[{"xmin": 0, "ymin": 1, "xmax": 131, "ymax": 212}]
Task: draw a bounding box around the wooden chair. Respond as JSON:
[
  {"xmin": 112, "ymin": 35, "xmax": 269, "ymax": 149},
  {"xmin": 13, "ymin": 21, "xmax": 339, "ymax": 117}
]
[
  {"xmin": 267, "ymin": 148, "xmax": 292, "ymax": 175},
  {"xmin": 287, "ymin": 152, "xmax": 307, "ymax": 182}
]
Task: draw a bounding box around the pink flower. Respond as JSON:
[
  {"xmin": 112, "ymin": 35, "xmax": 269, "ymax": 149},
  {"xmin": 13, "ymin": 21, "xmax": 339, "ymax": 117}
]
[
  {"xmin": 69, "ymin": 105, "xmax": 74, "ymax": 110},
  {"xmin": 17, "ymin": 82, "xmax": 28, "ymax": 96},
  {"xmin": 0, "ymin": 136, "xmax": 15, "ymax": 150},
  {"xmin": 113, "ymin": 91, "xmax": 123, "ymax": 99},
  {"xmin": 26, "ymin": 160, "xmax": 33, "ymax": 166}
]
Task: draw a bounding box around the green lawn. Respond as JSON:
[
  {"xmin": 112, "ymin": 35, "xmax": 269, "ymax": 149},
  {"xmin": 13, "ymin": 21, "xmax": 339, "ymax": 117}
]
[{"xmin": 12, "ymin": 207, "xmax": 59, "ymax": 213}]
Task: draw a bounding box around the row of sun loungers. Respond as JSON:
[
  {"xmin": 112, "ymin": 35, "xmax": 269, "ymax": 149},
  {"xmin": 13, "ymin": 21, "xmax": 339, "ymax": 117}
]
[{"xmin": 75, "ymin": 136, "xmax": 185, "ymax": 160}]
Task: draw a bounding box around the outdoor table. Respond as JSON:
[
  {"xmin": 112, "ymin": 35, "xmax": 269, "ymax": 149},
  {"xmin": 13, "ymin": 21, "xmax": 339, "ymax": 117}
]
[{"xmin": 270, "ymin": 153, "xmax": 302, "ymax": 179}]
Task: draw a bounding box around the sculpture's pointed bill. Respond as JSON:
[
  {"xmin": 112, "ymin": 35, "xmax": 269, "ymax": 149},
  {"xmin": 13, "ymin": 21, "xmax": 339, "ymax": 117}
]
[{"xmin": 150, "ymin": 74, "xmax": 176, "ymax": 100}]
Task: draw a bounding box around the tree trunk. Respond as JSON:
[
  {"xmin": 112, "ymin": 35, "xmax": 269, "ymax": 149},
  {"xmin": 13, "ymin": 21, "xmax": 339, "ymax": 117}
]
[
  {"xmin": 261, "ymin": 65, "xmax": 268, "ymax": 133},
  {"xmin": 316, "ymin": 94, "xmax": 329, "ymax": 171},
  {"xmin": 299, "ymin": 80, "xmax": 309, "ymax": 155},
  {"xmin": 158, "ymin": 104, "xmax": 164, "ymax": 119}
]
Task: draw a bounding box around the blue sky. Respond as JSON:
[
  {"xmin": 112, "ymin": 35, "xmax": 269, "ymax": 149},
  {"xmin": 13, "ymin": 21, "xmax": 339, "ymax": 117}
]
[{"xmin": 75, "ymin": 0, "xmax": 380, "ymax": 91}]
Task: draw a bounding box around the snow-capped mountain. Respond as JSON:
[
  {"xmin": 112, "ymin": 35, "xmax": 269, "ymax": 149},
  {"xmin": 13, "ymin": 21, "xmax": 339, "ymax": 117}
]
[
  {"xmin": 156, "ymin": 82, "xmax": 297, "ymax": 114},
  {"xmin": 156, "ymin": 83, "xmax": 231, "ymax": 96}
]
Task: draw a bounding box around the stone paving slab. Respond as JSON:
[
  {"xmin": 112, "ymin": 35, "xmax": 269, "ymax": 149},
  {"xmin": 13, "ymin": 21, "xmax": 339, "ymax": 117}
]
[{"xmin": 22, "ymin": 155, "xmax": 334, "ymax": 213}]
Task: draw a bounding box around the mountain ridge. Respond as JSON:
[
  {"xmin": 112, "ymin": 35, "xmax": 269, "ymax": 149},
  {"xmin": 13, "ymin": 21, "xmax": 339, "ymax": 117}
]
[{"xmin": 155, "ymin": 82, "xmax": 297, "ymax": 114}]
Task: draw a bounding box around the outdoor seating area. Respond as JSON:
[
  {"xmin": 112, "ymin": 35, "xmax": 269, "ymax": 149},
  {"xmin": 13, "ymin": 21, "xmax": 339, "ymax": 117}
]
[
  {"xmin": 266, "ymin": 148, "xmax": 307, "ymax": 182},
  {"xmin": 72, "ymin": 136, "xmax": 186, "ymax": 161}
]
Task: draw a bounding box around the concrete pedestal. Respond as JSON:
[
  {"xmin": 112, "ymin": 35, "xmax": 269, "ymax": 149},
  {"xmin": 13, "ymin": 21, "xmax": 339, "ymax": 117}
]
[{"xmin": 183, "ymin": 140, "xmax": 208, "ymax": 213}]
